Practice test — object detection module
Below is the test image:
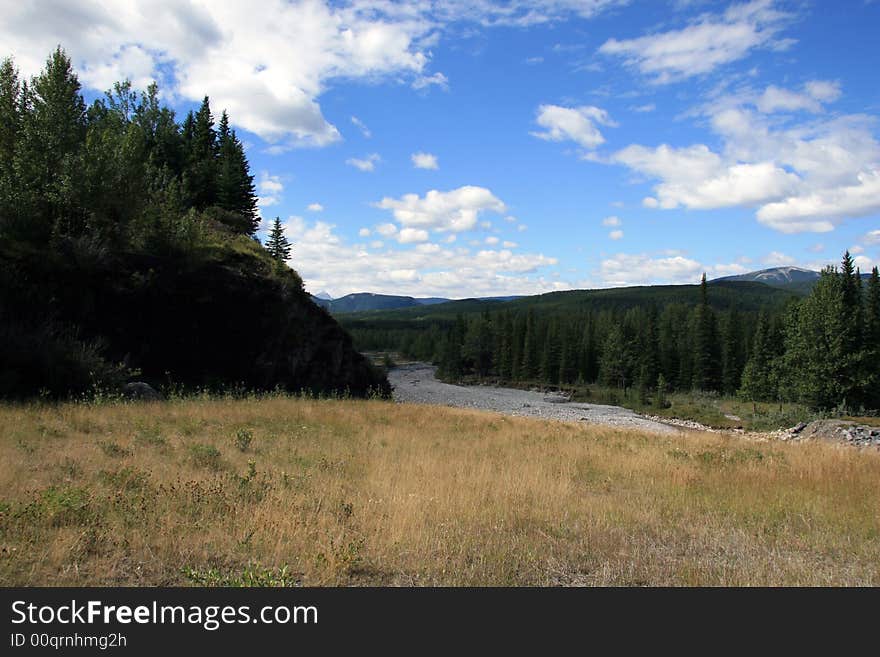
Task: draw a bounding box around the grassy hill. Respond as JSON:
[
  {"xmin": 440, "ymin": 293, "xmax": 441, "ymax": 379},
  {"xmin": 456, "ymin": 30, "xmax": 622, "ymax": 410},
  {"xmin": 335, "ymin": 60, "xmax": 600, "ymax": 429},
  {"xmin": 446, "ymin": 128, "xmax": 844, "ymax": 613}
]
[{"xmin": 2, "ymin": 396, "xmax": 878, "ymax": 586}]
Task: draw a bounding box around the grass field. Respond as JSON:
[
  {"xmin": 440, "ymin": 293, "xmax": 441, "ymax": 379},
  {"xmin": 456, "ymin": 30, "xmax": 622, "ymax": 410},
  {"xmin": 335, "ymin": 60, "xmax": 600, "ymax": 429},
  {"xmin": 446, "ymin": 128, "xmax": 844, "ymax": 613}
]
[{"xmin": 1, "ymin": 396, "xmax": 878, "ymax": 586}]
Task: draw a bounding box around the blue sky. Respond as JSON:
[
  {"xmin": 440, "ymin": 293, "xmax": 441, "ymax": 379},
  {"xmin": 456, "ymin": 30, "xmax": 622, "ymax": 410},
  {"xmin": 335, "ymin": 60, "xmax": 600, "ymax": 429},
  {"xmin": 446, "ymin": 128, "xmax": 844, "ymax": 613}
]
[{"xmin": 5, "ymin": 1, "xmax": 880, "ymax": 297}]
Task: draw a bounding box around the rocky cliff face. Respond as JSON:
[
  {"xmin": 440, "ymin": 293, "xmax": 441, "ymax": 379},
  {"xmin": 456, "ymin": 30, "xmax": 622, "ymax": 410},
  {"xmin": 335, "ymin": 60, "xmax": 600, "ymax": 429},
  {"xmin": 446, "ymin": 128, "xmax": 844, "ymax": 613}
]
[{"xmin": 0, "ymin": 237, "xmax": 389, "ymax": 399}]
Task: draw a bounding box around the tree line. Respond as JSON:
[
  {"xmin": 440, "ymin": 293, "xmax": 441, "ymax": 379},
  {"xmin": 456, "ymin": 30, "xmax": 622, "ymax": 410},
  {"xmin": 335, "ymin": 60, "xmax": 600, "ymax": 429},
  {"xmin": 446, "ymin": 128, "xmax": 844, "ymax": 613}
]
[
  {"xmin": 352, "ymin": 255, "xmax": 879, "ymax": 412},
  {"xmin": 0, "ymin": 47, "xmax": 261, "ymax": 252}
]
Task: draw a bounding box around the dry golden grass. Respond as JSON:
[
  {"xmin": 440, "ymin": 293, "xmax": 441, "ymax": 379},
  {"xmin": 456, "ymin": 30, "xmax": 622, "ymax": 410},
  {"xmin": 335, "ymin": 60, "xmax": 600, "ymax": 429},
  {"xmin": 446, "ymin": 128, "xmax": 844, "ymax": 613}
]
[{"xmin": 1, "ymin": 396, "xmax": 878, "ymax": 586}]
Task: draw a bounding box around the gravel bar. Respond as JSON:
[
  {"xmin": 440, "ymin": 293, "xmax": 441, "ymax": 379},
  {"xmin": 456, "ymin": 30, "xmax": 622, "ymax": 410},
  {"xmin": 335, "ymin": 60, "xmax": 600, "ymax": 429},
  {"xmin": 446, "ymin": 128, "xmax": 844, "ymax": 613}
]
[{"xmin": 389, "ymin": 363, "xmax": 680, "ymax": 436}]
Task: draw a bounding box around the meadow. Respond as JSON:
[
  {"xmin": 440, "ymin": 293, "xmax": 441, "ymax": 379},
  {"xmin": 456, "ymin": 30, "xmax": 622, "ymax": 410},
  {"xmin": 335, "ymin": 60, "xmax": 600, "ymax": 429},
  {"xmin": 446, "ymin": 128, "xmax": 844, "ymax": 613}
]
[{"xmin": 1, "ymin": 396, "xmax": 878, "ymax": 586}]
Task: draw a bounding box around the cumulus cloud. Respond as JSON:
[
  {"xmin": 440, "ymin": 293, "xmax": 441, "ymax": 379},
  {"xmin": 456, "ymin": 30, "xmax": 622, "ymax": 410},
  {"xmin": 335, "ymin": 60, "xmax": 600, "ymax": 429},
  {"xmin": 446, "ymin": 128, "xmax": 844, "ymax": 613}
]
[
  {"xmin": 756, "ymin": 170, "xmax": 880, "ymax": 233},
  {"xmin": 257, "ymin": 171, "xmax": 284, "ymax": 207},
  {"xmin": 805, "ymin": 80, "xmax": 842, "ymax": 103},
  {"xmin": 599, "ymin": 253, "xmax": 704, "ymax": 286},
  {"xmin": 609, "ymin": 95, "xmax": 880, "ymax": 233},
  {"xmin": 762, "ymin": 251, "xmax": 794, "ymax": 266},
  {"xmin": 375, "ymin": 186, "xmax": 507, "ymax": 233},
  {"xmin": 862, "ymin": 230, "xmax": 880, "ymax": 246},
  {"xmin": 598, "ymin": 0, "xmax": 793, "ymax": 84},
  {"xmin": 602, "ymin": 216, "xmax": 621, "ymax": 226},
  {"xmin": 398, "ymin": 228, "xmax": 430, "ymax": 243},
  {"xmin": 280, "ymin": 218, "xmax": 561, "ymax": 298},
  {"xmin": 358, "ymin": 228, "xmax": 371, "ymax": 237},
  {"xmin": 531, "ymin": 104, "xmax": 615, "ymax": 150},
  {"xmin": 307, "ymin": 203, "xmax": 324, "ymax": 212},
  {"xmin": 411, "ymin": 152, "xmax": 439, "ymax": 170},
  {"xmin": 609, "ymin": 230, "xmax": 624, "ymax": 240},
  {"xmin": 756, "ymin": 85, "xmax": 822, "ymax": 114},
  {"xmin": 375, "ymin": 223, "xmax": 398, "ymax": 237},
  {"xmin": 346, "ymin": 153, "xmax": 381, "ymax": 172}
]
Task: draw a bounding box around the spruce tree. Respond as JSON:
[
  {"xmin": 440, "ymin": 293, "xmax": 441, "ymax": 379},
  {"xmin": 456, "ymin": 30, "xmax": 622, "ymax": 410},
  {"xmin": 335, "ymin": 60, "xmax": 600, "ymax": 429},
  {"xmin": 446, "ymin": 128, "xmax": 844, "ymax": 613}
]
[
  {"xmin": 865, "ymin": 267, "xmax": 880, "ymax": 409},
  {"xmin": 265, "ymin": 217, "xmax": 291, "ymax": 262},
  {"xmin": 17, "ymin": 47, "xmax": 87, "ymax": 238},
  {"xmin": 739, "ymin": 311, "xmax": 776, "ymax": 402},
  {"xmin": 216, "ymin": 110, "xmax": 258, "ymax": 234},
  {"xmin": 691, "ymin": 273, "xmax": 721, "ymax": 391},
  {"xmin": 186, "ymin": 96, "xmax": 217, "ymax": 209}
]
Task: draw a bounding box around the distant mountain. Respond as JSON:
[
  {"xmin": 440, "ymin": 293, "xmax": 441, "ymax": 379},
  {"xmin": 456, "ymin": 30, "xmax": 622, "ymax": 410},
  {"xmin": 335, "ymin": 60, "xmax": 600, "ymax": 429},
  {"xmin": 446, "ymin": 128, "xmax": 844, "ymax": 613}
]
[
  {"xmin": 713, "ymin": 267, "xmax": 820, "ymax": 287},
  {"xmin": 313, "ymin": 293, "xmax": 525, "ymax": 313},
  {"xmin": 713, "ymin": 266, "xmax": 871, "ymax": 294},
  {"xmin": 316, "ymin": 293, "xmax": 421, "ymax": 314},
  {"xmin": 313, "ymin": 290, "xmax": 334, "ymax": 300}
]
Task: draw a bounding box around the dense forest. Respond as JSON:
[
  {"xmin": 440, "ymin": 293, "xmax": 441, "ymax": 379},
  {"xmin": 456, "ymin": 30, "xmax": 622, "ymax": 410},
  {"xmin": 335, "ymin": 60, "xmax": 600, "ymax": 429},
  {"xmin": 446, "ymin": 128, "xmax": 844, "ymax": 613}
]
[
  {"xmin": 0, "ymin": 48, "xmax": 388, "ymax": 399},
  {"xmin": 349, "ymin": 258, "xmax": 879, "ymax": 412}
]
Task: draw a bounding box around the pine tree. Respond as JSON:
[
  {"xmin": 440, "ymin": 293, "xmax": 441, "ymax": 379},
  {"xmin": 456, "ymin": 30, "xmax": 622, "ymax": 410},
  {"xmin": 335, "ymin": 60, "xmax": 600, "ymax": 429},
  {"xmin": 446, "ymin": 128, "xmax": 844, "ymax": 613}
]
[
  {"xmin": 520, "ymin": 309, "xmax": 538, "ymax": 380},
  {"xmin": 739, "ymin": 311, "xmax": 776, "ymax": 402},
  {"xmin": 265, "ymin": 217, "xmax": 291, "ymax": 262},
  {"xmin": 0, "ymin": 58, "xmax": 21, "ymax": 227},
  {"xmin": 186, "ymin": 96, "xmax": 217, "ymax": 209},
  {"xmin": 864, "ymin": 267, "xmax": 880, "ymax": 409},
  {"xmin": 691, "ymin": 273, "xmax": 721, "ymax": 391},
  {"xmin": 16, "ymin": 47, "xmax": 87, "ymax": 238},
  {"xmin": 783, "ymin": 265, "xmax": 855, "ymax": 410},
  {"xmin": 216, "ymin": 110, "xmax": 259, "ymax": 234}
]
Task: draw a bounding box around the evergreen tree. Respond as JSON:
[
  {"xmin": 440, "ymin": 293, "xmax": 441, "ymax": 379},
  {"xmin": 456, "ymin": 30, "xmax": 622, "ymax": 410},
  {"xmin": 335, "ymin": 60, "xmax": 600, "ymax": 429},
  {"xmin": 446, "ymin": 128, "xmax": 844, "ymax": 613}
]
[
  {"xmin": 265, "ymin": 217, "xmax": 291, "ymax": 262},
  {"xmin": 783, "ymin": 266, "xmax": 855, "ymax": 410},
  {"xmin": 16, "ymin": 47, "xmax": 87, "ymax": 238},
  {"xmin": 0, "ymin": 58, "xmax": 21, "ymax": 228},
  {"xmin": 720, "ymin": 309, "xmax": 745, "ymax": 395},
  {"xmin": 691, "ymin": 273, "xmax": 721, "ymax": 391},
  {"xmin": 739, "ymin": 311, "xmax": 776, "ymax": 402},
  {"xmin": 520, "ymin": 309, "xmax": 538, "ymax": 380},
  {"xmin": 864, "ymin": 267, "xmax": 880, "ymax": 408},
  {"xmin": 186, "ymin": 96, "xmax": 217, "ymax": 209},
  {"xmin": 216, "ymin": 110, "xmax": 259, "ymax": 234},
  {"xmin": 599, "ymin": 325, "xmax": 629, "ymax": 390}
]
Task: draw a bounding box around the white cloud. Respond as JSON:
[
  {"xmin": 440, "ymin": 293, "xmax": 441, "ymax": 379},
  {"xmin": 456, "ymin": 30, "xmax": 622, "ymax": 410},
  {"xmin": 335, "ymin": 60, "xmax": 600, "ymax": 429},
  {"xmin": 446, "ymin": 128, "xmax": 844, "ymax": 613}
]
[
  {"xmin": 257, "ymin": 171, "xmax": 284, "ymax": 208},
  {"xmin": 850, "ymin": 245, "xmax": 864, "ymax": 255},
  {"xmin": 602, "ymin": 215, "xmax": 621, "ymax": 226},
  {"xmin": 531, "ymin": 104, "xmax": 614, "ymax": 149},
  {"xmin": 412, "ymin": 71, "xmax": 448, "ymax": 90},
  {"xmin": 485, "ymin": 236, "xmax": 500, "ymax": 245},
  {"xmin": 805, "ymin": 80, "xmax": 842, "ymax": 103},
  {"xmin": 609, "ymin": 229, "xmax": 624, "ymax": 240},
  {"xmin": 369, "ymin": 240, "xmax": 384, "ymax": 249},
  {"xmin": 307, "ymin": 203, "xmax": 324, "ymax": 212},
  {"xmin": 598, "ymin": 0, "xmax": 792, "ymax": 84},
  {"xmin": 280, "ymin": 218, "xmax": 561, "ymax": 298},
  {"xmin": 762, "ymin": 251, "xmax": 794, "ymax": 266},
  {"xmin": 358, "ymin": 228, "xmax": 371, "ymax": 237},
  {"xmin": 350, "ymin": 115, "xmax": 372, "ymax": 139},
  {"xmin": 411, "ymin": 152, "xmax": 439, "ymax": 170},
  {"xmin": 756, "ymin": 85, "xmax": 821, "ymax": 114},
  {"xmin": 398, "ymin": 228, "xmax": 430, "ymax": 243},
  {"xmin": 517, "ymin": 224, "xmax": 528, "ymax": 232},
  {"xmin": 375, "ymin": 223, "xmax": 398, "ymax": 237},
  {"xmin": 756, "ymin": 170, "xmax": 880, "ymax": 233},
  {"xmin": 346, "ymin": 153, "xmax": 381, "ymax": 172},
  {"xmin": 503, "ymin": 240, "xmax": 518, "ymax": 248},
  {"xmin": 862, "ymin": 230, "xmax": 880, "ymax": 246},
  {"xmin": 610, "ymin": 99, "xmax": 880, "ymax": 233},
  {"xmin": 632, "ymin": 103, "xmax": 656, "ymax": 113},
  {"xmin": 613, "ymin": 143, "xmax": 799, "ymax": 210},
  {"xmin": 375, "ymin": 186, "xmax": 506, "ymax": 233},
  {"xmin": 599, "ymin": 253, "xmax": 704, "ymax": 286}
]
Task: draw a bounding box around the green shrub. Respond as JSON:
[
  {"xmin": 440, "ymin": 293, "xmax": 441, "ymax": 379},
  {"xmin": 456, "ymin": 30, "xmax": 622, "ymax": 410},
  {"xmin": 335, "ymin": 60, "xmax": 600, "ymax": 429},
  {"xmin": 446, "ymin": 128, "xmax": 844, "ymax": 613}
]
[{"xmin": 188, "ymin": 444, "xmax": 222, "ymax": 470}]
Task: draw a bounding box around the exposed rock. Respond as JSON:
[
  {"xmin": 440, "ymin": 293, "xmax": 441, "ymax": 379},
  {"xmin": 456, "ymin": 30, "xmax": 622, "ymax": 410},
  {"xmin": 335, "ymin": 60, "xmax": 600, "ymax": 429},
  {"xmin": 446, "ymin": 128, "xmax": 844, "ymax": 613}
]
[
  {"xmin": 788, "ymin": 419, "xmax": 880, "ymax": 448},
  {"xmin": 123, "ymin": 382, "xmax": 162, "ymax": 401}
]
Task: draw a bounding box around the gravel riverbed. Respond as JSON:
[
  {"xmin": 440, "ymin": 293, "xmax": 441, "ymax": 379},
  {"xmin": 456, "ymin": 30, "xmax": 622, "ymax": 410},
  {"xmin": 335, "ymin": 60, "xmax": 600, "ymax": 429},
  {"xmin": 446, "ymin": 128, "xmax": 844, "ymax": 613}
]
[{"xmin": 389, "ymin": 363, "xmax": 680, "ymax": 435}]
